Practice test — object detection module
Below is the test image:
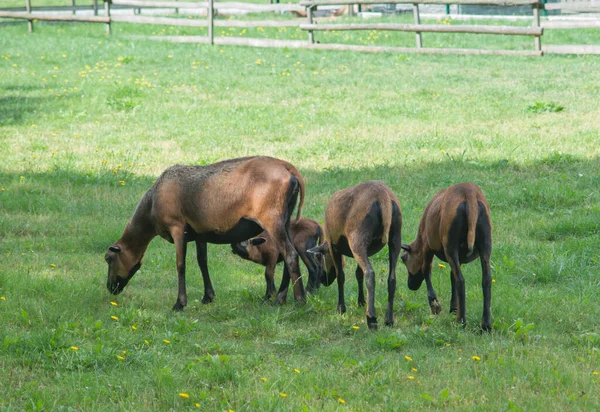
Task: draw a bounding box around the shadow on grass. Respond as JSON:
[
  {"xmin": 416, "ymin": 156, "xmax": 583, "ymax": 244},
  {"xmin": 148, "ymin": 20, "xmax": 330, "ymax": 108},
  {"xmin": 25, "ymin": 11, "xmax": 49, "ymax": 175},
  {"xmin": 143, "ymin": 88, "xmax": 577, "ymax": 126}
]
[
  {"xmin": 0, "ymin": 156, "xmax": 598, "ymax": 342},
  {"xmin": 0, "ymin": 94, "xmax": 50, "ymax": 127},
  {"xmin": 1, "ymin": 153, "xmax": 598, "ymax": 255}
]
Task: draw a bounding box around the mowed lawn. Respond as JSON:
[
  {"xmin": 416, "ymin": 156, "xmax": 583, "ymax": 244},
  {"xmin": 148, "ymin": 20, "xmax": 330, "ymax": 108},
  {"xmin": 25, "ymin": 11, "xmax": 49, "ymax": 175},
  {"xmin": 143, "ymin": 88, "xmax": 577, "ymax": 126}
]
[{"xmin": 1, "ymin": 18, "xmax": 600, "ymax": 411}]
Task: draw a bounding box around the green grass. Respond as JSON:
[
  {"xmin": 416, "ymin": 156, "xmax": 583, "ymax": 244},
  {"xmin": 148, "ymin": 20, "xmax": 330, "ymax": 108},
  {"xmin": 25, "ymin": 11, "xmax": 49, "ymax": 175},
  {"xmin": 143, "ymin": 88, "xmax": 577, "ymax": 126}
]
[{"xmin": 1, "ymin": 20, "xmax": 600, "ymax": 411}]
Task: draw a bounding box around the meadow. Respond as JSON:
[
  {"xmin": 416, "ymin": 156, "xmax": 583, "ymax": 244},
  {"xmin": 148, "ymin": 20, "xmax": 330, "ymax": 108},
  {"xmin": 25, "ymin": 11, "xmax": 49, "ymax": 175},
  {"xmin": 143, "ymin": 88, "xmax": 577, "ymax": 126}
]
[{"xmin": 1, "ymin": 15, "xmax": 600, "ymax": 411}]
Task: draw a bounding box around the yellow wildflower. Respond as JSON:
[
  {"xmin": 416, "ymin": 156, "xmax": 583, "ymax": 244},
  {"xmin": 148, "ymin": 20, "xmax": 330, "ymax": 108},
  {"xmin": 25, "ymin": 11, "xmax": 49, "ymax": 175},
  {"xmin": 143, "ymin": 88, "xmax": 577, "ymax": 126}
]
[
  {"xmin": 260, "ymin": 377, "xmax": 267, "ymax": 382},
  {"xmin": 411, "ymin": 367, "xmax": 418, "ymax": 372},
  {"xmin": 352, "ymin": 325, "xmax": 359, "ymax": 330},
  {"xmin": 163, "ymin": 339, "xmax": 171, "ymax": 344},
  {"xmin": 110, "ymin": 316, "xmax": 119, "ymax": 321},
  {"xmin": 472, "ymin": 356, "xmax": 481, "ymax": 361},
  {"xmin": 593, "ymin": 371, "xmax": 598, "ymax": 375},
  {"xmin": 117, "ymin": 355, "xmax": 125, "ymax": 361},
  {"xmin": 438, "ymin": 263, "xmax": 446, "ymax": 269},
  {"xmin": 338, "ymin": 398, "xmax": 345, "ymax": 404},
  {"xmin": 50, "ymin": 263, "xmax": 57, "ymax": 267},
  {"xmin": 131, "ymin": 325, "xmax": 137, "ymax": 330},
  {"xmin": 178, "ymin": 393, "xmax": 189, "ymax": 399},
  {"xmin": 280, "ymin": 393, "xmax": 287, "ymax": 398},
  {"xmin": 294, "ymin": 369, "xmax": 300, "ymax": 373},
  {"xmin": 70, "ymin": 346, "xmax": 79, "ymax": 351},
  {"xmin": 404, "ymin": 355, "xmax": 413, "ymax": 361},
  {"xmin": 110, "ymin": 301, "xmax": 118, "ymax": 306},
  {"xmin": 408, "ymin": 375, "xmax": 415, "ymax": 380},
  {"xmin": 0, "ymin": 296, "xmax": 6, "ymax": 301}
]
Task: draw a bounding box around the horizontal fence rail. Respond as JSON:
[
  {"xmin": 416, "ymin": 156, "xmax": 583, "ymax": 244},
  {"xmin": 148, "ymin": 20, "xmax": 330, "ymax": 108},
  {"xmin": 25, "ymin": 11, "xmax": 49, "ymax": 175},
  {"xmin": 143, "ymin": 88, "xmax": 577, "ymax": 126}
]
[
  {"xmin": 300, "ymin": 0, "xmax": 541, "ymax": 6},
  {"xmin": 112, "ymin": 0, "xmax": 304, "ymax": 12},
  {"xmin": 299, "ymin": 23, "xmax": 543, "ymax": 35},
  {"xmin": 1, "ymin": 0, "xmax": 598, "ymax": 55},
  {"xmin": 544, "ymin": 2, "xmax": 600, "ymax": 11},
  {"xmin": 0, "ymin": 11, "xmax": 109, "ymax": 22}
]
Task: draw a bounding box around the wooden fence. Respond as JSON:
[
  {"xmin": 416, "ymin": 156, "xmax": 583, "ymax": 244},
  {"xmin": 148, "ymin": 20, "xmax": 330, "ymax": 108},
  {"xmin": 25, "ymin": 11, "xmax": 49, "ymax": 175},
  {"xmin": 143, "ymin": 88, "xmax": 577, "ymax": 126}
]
[{"xmin": 0, "ymin": 0, "xmax": 598, "ymax": 55}]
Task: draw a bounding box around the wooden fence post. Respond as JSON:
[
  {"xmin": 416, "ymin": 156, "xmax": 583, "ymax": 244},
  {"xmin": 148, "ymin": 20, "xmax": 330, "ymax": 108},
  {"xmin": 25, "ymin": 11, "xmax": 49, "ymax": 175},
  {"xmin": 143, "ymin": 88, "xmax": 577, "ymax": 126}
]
[
  {"xmin": 104, "ymin": 0, "xmax": 111, "ymax": 35},
  {"xmin": 532, "ymin": 3, "xmax": 541, "ymax": 52},
  {"xmin": 93, "ymin": 0, "xmax": 98, "ymax": 16},
  {"xmin": 25, "ymin": 0, "xmax": 33, "ymax": 32},
  {"xmin": 72, "ymin": 0, "xmax": 76, "ymax": 15},
  {"xmin": 413, "ymin": 4, "xmax": 422, "ymax": 48},
  {"xmin": 208, "ymin": 0, "xmax": 214, "ymax": 45},
  {"xmin": 307, "ymin": 4, "xmax": 314, "ymax": 44},
  {"xmin": 175, "ymin": 0, "xmax": 179, "ymax": 15}
]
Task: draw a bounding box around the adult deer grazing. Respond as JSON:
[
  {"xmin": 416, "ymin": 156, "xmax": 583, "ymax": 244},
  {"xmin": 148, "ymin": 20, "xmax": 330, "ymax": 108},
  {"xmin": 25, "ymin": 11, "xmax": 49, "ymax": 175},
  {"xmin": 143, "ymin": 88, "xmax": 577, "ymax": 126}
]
[
  {"xmin": 307, "ymin": 181, "xmax": 402, "ymax": 330},
  {"xmin": 104, "ymin": 156, "xmax": 306, "ymax": 310},
  {"xmin": 231, "ymin": 218, "xmax": 324, "ymax": 300},
  {"xmin": 400, "ymin": 182, "xmax": 492, "ymax": 331}
]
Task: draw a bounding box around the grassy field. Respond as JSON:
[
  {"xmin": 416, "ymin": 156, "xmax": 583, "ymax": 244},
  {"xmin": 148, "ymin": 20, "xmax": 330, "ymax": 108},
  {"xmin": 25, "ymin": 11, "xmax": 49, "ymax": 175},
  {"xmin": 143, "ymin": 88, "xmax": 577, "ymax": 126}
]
[{"xmin": 1, "ymin": 18, "xmax": 600, "ymax": 411}]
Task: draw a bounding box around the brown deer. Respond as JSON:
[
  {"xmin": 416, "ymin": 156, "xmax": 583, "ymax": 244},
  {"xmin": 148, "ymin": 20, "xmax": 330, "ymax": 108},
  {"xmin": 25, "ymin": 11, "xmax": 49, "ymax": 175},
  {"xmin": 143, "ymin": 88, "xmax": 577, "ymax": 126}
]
[
  {"xmin": 307, "ymin": 181, "xmax": 402, "ymax": 330},
  {"xmin": 400, "ymin": 182, "xmax": 492, "ymax": 331},
  {"xmin": 231, "ymin": 218, "xmax": 324, "ymax": 300},
  {"xmin": 104, "ymin": 156, "xmax": 306, "ymax": 310}
]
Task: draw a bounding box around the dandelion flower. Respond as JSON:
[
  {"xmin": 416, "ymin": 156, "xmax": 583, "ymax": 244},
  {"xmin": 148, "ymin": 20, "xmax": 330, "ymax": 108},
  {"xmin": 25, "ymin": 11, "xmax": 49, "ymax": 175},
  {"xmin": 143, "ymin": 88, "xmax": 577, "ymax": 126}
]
[
  {"xmin": 280, "ymin": 393, "xmax": 287, "ymax": 398},
  {"xmin": 110, "ymin": 315, "xmax": 119, "ymax": 321},
  {"xmin": 110, "ymin": 301, "xmax": 118, "ymax": 306},
  {"xmin": 472, "ymin": 356, "xmax": 481, "ymax": 361},
  {"xmin": 408, "ymin": 375, "xmax": 415, "ymax": 380},
  {"xmin": 131, "ymin": 325, "xmax": 137, "ymax": 330},
  {"xmin": 411, "ymin": 367, "xmax": 418, "ymax": 372},
  {"xmin": 438, "ymin": 264, "xmax": 446, "ymax": 269},
  {"xmin": 195, "ymin": 404, "xmax": 200, "ymax": 408},
  {"xmin": 50, "ymin": 263, "xmax": 57, "ymax": 267},
  {"xmin": 338, "ymin": 398, "xmax": 345, "ymax": 404},
  {"xmin": 117, "ymin": 355, "xmax": 125, "ymax": 361},
  {"xmin": 593, "ymin": 371, "xmax": 598, "ymax": 375},
  {"xmin": 178, "ymin": 393, "xmax": 190, "ymax": 399},
  {"xmin": 404, "ymin": 355, "xmax": 413, "ymax": 362},
  {"xmin": 492, "ymin": 279, "xmax": 496, "ymax": 283},
  {"xmin": 144, "ymin": 340, "xmax": 150, "ymax": 345},
  {"xmin": 352, "ymin": 325, "xmax": 359, "ymax": 330},
  {"xmin": 261, "ymin": 377, "xmax": 267, "ymax": 382},
  {"xmin": 70, "ymin": 346, "xmax": 79, "ymax": 351},
  {"xmin": 294, "ymin": 368, "xmax": 300, "ymax": 373},
  {"xmin": 163, "ymin": 339, "xmax": 171, "ymax": 344},
  {"xmin": 0, "ymin": 296, "xmax": 6, "ymax": 301}
]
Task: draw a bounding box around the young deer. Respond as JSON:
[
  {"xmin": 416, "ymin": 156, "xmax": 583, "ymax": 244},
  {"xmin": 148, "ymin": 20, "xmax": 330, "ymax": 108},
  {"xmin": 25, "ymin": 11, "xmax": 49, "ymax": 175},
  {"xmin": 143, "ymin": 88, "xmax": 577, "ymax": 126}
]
[
  {"xmin": 308, "ymin": 181, "xmax": 402, "ymax": 330},
  {"xmin": 231, "ymin": 218, "xmax": 324, "ymax": 300},
  {"xmin": 400, "ymin": 182, "xmax": 493, "ymax": 331}
]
